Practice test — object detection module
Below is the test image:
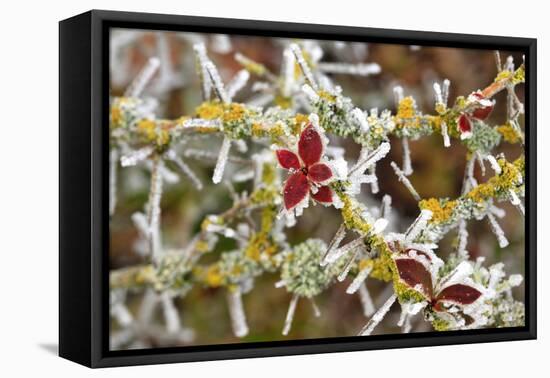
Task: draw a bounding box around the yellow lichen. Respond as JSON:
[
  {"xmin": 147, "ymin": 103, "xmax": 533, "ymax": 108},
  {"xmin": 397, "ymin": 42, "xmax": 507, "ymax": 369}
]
[
  {"xmin": 339, "ymin": 193, "xmax": 372, "ymax": 235},
  {"xmin": 206, "ymin": 265, "xmax": 223, "ymax": 287},
  {"xmin": 419, "ymin": 198, "xmax": 457, "ymax": 225},
  {"xmin": 195, "ymin": 101, "xmax": 248, "ymax": 123},
  {"xmin": 397, "ymin": 97, "xmax": 417, "ymax": 119},
  {"xmin": 465, "ymin": 156, "xmax": 523, "ymax": 203},
  {"xmin": 497, "ymin": 123, "xmax": 521, "ymax": 144},
  {"xmin": 136, "ymin": 119, "xmax": 170, "ymax": 146},
  {"xmin": 110, "ymin": 105, "xmax": 122, "ymax": 127},
  {"xmin": 318, "ymin": 90, "xmax": 336, "ymax": 103}
]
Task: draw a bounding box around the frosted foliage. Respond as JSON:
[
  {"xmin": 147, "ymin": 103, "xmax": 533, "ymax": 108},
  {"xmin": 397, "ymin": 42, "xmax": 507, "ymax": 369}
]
[{"xmin": 108, "ymin": 34, "xmax": 526, "ymax": 346}]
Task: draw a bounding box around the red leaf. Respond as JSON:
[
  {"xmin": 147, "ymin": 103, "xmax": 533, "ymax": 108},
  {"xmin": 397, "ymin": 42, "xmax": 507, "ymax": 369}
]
[
  {"xmin": 458, "ymin": 114, "xmax": 472, "ymax": 134},
  {"xmin": 298, "ymin": 124, "xmax": 323, "ymax": 167},
  {"xmin": 395, "ymin": 258, "xmax": 433, "ymax": 299},
  {"xmin": 471, "ymin": 92, "xmax": 494, "ymax": 120},
  {"xmin": 435, "ymin": 284, "xmax": 481, "ymax": 306},
  {"xmin": 471, "ymin": 105, "xmax": 494, "ymax": 120},
  {"xmin": 308, "ymin": 163, "xmax": 333, "ymax": 182},
  {"xmin": 276, "ymin": 149, "xmax": 301, "ymax": 170},
  {"xmin": 311, "ymin": 185, "xmax": 333, "ymax": 203},
  {"xmin": 405, "ymin": 248, "xmax": 432, "ymax": 261},
  {"xmin": 283, "ymin": 172, "xmax": 310, "ymax": 210}
]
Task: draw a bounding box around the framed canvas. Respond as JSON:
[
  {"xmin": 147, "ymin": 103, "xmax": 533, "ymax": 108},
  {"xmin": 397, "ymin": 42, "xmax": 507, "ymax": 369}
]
[{"xmin": 59, "ymin": 10, "xmax": 537, "ymax": 368}]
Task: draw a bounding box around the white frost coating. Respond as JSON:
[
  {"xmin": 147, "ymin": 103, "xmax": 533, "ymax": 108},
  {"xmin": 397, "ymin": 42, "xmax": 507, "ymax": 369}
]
[
  {"xmin": 226, "ymin": 69, "xmax": 250, "ymax": 100},
  {"xmin": 456, "ymin": 220, "xmax": 469, "ymax": 258},
  {"xmin": 380, "ymin": 195, "xmax": 392, "ymax": 219},
  {"xmin": 490, "ymin": 205, "xmax": 506, "ymax": 219},
  {"xmin": 393, "ymin": 85, "xmax": 404, "ymax": 105},
  {"xmin": 291, "ymin": 43, "xmax": 319, "ymax": 90},
  {"xmin": 391, "ymin": 161, "xmax": 421, "ymax": 201},
  {"xmin": 486, "ymin": 155, "xmax": 502, "ymax": 175},
  {"xmin": 436, "ymin": 261, "xmax": 473, "ymax": 292},
  {"xmin": 109, "ymin": 149, "xmax": 118, "ymax": 216},
  {"xmin": 274, "ymin": 280, "xmax": 286, "ymax": 288},
  {"xmin": 131, "ymin": 212, "xmax": 149, "ymax": 237},
  {"xmin": 148, "ymin": 158, "xmax": 164, "ymax": 261},
  {"xmin": 138, "ymin": 289, "xmax": 159, "ymax": 325},
  {"xmin": 193, "ymin": 43, "xmax": 212, "ymax": 100},
  {"xmin": 346, "ymin": 266, "xmax": 372, "ymax": 294},
  {"xmin": 475, "ymin": 152, "xmax": 486, "ymax": 176},
  {"xmin": 318, "ymin": 62, "xmax": 381, "ymax": 76},
  {"xmin": 442, "ymin": 79, "xmax": 451, "ymax": 105},
  {"xmin": 401, "ymin": 138, "xmax": 413, "ymax": 176},
  {"xmin": 281, "ymin": 48, "xmax": 295, "ymax": 97},
  {"xmin": 111, "ymin": 302, "xmax": 133, "ymax": 327},
  {"xmin": 441, "ymin": 121, "xmax": 450, "ymax": 147},
  {"xmin": 402, "ymin": 315, "xmax": 412, "ymax": 333},
  {"xmin": 120, "ymin": 146, "xmax": 154, "ymax": 167},
  {"xmin": 301, "ymin": 84, "xmax": 319, "ymax": 102},
  {"xmin": 282, "ymin": 294, "xmax": 299, "ymax": 335},
  {"xmin": 322, "ymin": 223, "xmax": 346, "ymax": 265},
  {"xmin": 310, "ymin": 298, "xmax": 321, "ymax": 317},
  {"xmin": 125, "ymin": 57, "xmax": 160, "ymax": 97},
  {"xmin": 487, "ymin": 213, "xmax": 509, "ymax": 248},
  {"xmin": 227, "ymin": 288, "xmax": 249, "ymax": 338},
  {"xmin": 349, "ymin": 142, "xmax": 390, "ymax": 177},
  {"xmin": 433, "ymin": 82, "xmax": 443, "ymax": 105},
  {"xmin": 171, "ymin": 155, "xmax": 203, "ymax": 190},
  {"xmin": 326, "ymin": 238, "xmax": 364, "ymax": 264},
  {"xmin": 508, "ymin": 274, "xmax": 523, "ymax": 287},
  {"xmin": 359, "ymin": 293, "xmax": 397, "ymax": 336},
  {"xmin": 212, "ymin": 136, "xmax": 232, "ymax": 184},
  {"xmin": 204, "ymin": 61, "xmax": 231, "ymax": 104},
  {"xmin": 405, "ymin": 209, "xmax": 432, "ymax": 243},
  {"xmin": 352, "ymin": 108, "xmax": 370, "ymax": 132},
  {"xmin": 211, "ymin": 34, "xmax": 232, "ymax": 54},
  {"xmin": 509, "ymin": 190, "xmax": 525, "ymax": 215},
  {"xmin": 180, "ymin": 118, "xmax": 221, "ymax": 131},
  {"xmin": 160, "ymin": 293, "xmax": 181, "ymax": 333},
  {"xmin": 358, "ymin": 283, "xmax": 375, "ymax": 317},
  {"xmin": 373, "ymin": 218, "xmax": 389, "ymax": 234},
  {"xmin": 369, "ymin": 165, "xmax": 379, "ymax": 194},
  {"xmin": 338, "ymin": 251, "xmax": 358, "ymax": 282}
]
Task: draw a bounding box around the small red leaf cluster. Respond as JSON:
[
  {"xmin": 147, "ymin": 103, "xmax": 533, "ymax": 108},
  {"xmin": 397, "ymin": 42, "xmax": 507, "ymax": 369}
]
[
  {"xmin": 390, "ymin": 244, "xmax": 482, "ymax": 312},
  {"xmin": 276, "ymin": 124, "xmax": 334, "ymax": 211},
  {"xmin": 457, "ymin": 91, "xmax": 494, "ymax": 138}
]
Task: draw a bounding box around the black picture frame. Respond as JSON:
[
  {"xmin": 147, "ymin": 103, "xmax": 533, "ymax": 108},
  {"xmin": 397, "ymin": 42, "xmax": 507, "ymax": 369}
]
[{"xmin": 59, "ymin": 9, "xmax": 537, "ymax": 368}]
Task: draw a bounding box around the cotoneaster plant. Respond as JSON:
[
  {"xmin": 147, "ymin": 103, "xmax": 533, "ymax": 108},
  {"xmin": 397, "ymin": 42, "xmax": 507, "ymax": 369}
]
[{"xmin": 108, "ymin": 36, "xmax": 526, "ymax": 348}]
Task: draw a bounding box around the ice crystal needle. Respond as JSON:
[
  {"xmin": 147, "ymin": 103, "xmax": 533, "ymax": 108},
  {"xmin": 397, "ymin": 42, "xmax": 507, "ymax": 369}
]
[
  {"xmin": 282, "ymin": 294, "xmax": 299, "ymax": 336},
  {"xmin": 358, "ymin": 283, "xmax": 375, "ymax": 317},
  {"xmin": 359, "ymin": 294, "xmax": 397, "ymax": 336},
  {"xmin": 213, "ymin": 136, "xmax": 232, "ymax": 184},
  {"xmin": 391, "ymin": 161, "xmax": 421, "ymax": 201},
  {"xmin": 227, "ymin": 288, "xmax": 249, "ymax": 338}
]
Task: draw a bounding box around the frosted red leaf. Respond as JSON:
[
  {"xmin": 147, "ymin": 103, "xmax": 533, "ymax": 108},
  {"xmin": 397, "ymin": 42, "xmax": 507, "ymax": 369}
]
[
  {"xmin": 277, "ymin": 124, "xmax": 334, "ymax": 210},
  {"xmin": 298, "ymin": 124, "xmax": 323, "ymax": 167},
  {"xmin": 308, "ymin": 163, "xmax": 333, "ymax": 182},
  {"xmin": 458, "ymin": 114, "xmax": 472, "ymax": 134},
  {"xmin": 283, "ymin": 172, "xmax": 309, "ymax": 210},
  {"xmin": 311, "ymin": 185, "xmax": 333, "ymax": 203},
  {"xmin": 395, "ymin": 258, "xmax": 433, "ymax": 299},
  {"xmin": 471, "ymin": 92, "xmax": 494, "ymax": 120},
  {"xmin": 435, "ymin": 284, "xmax": 482, "ymax": 306},
  {"xmin": 276, "ymin": 149, "xmax": 301, "ymax": 170}
]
